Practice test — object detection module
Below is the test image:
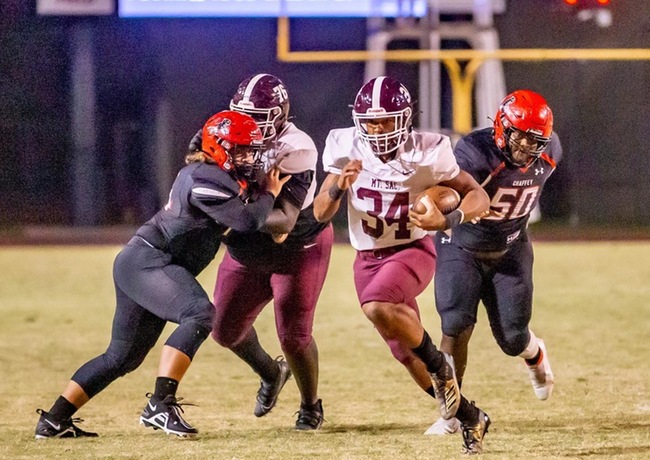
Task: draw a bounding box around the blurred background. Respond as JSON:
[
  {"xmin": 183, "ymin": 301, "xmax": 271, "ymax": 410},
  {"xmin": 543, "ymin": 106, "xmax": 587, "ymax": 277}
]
[{"xmin": 1, "ymin": 0, "xmax": 648, "ymax": 238}]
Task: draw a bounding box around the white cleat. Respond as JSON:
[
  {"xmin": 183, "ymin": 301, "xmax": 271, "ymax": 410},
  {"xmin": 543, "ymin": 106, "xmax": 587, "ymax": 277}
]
[
  {"xmin": 526, "ymin": 339, "xmax": 554, "ymax": 400},
  {"xmin": 424, "ymin": 416, "xmax": 460, "ymax": 435}
]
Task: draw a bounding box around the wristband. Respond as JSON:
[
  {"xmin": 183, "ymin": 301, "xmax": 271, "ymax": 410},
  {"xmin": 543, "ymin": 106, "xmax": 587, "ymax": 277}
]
[
  {"xmin": 328, "ymin": 183, "xmax": 345, "ymax": 201},
  {"xmin": 443, "ymin": 209, "xmax": 465, "ymax": 230}
]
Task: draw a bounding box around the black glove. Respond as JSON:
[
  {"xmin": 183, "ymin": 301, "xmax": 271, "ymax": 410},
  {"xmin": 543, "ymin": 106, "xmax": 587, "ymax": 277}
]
[{"xmin": 188, "ymin": 129, "xmax": 203, "ymax": 153}]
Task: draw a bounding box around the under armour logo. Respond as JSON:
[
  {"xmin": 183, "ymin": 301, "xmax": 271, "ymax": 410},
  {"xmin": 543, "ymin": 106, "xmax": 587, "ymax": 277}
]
[
  {"xmin": 535, "ymin": 167, "xmax": 544, "ymax": 175},
  {"xmin": 441, "ymin": 235, "xmax": 451, "ymax": 244}
]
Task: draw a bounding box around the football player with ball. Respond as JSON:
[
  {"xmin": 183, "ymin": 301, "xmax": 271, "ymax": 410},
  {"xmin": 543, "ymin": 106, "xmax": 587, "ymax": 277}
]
[{"xmin": 314, "ymin": 76, "xmax": 491, "ymax": 454}]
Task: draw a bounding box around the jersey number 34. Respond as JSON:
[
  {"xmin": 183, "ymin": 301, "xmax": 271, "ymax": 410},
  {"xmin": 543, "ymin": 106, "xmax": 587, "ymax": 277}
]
[{"xmin": 358, "ymin": 188, "xmax": 411, "ymax": 239}]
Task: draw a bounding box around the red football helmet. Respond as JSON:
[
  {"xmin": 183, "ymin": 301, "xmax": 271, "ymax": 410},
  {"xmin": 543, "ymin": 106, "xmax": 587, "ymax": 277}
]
[
  {"xmin": 352, "ymin": 76, "xmax": 413, "ymax": 156},
  {"xmin": 230, "ymin": 74, "xmax": 290, "ymax": 142},
  {"xmin": 201, "ymin": 110, "xmax": 264, "ymax": 180},
  {"xmin": 493, "ymin": 90, "xmax": 553, "ymax": 166}
]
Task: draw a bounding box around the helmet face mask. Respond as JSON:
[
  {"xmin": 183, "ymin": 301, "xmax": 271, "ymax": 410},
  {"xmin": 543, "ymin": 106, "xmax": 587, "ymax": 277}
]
[
  {"xmin": 201, "ymin": 110, "xmax": 264, "ymax": 181},
  {"xmin": 494, "ymin": 90, "xmax": 553, "ymax": 167},
  {"xmin": 230, "ymin": 74, "xmax": 290, "ymax": 142},
  {"xmin": 352, "ymin": 76, "xmax": 413, "ymax": 157}
]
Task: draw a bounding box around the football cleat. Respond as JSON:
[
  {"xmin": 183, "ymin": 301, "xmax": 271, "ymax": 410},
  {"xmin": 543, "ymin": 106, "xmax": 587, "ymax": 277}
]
[
  {"xmin": 295, "ymin": 399, "xmax": 324, "ymax": 430},
  {"xmin": 254, "ymin": 356, "xmax": 292, "ymax": 417},
  {"xmin": 526, "ymin": 339, "xmax": 554, "ymax": 400},
  {"xmin": 35, "ymin": 409, "xmax": 98, "ymax": 439},
  {"xmin": 139, "ymin": 393, "xmax": 198, "ymax": 438},
  {"xmin": 430, "ymin": 353, "xmax": 461, "ymax": 420},
  {"xmin": 424, "ymin": 416, "xmax": 460, "ymax": 435},
  {"xmin": 461, "ymin": 408, "xmax": 491, "ymax": 455}
]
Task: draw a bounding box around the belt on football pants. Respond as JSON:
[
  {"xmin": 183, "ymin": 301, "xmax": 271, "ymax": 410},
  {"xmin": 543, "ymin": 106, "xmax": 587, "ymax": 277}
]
[{"xmin": 359, "ymin": 239, "xmax": 421, "ymax": 260}]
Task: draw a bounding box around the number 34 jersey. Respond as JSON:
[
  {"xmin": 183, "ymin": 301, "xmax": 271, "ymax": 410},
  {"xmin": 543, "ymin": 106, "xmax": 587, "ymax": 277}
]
[
  {"xmin": 323, "ymin": 127, "xmax": 459, "ymax": 250},
  {"xmin": 453, "ymin": 127, "xmax": 563, "ymax": 252}
]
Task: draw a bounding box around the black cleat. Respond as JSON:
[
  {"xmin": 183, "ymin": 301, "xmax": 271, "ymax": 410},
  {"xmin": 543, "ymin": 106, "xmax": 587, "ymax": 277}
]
[
  {"xmin": 431, "ymin": 353, "xmax": 461, "ymax": 420},
  {"xmin": 295, "ymin": 399, "xmax": 324, "ymax": 430},
  {"xmin": 461, "ymin": 408, "xmax": 491, "ymax": 455},
  {"xmin": 254, "ymin": 356, "xmax": 292, "ymax": 417},
  {"xmin": 139, "ymin": 393, "xmax": 198, "ymax": 438},
  {"xmin": 35, "ymin": 409, "xmax": 98, "ymax": 439}
]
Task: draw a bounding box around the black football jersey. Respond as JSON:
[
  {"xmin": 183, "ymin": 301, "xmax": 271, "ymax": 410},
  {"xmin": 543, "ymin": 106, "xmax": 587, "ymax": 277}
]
[
  {"xmin": 452, "ymin": 128, "xmax": 563, "ymax": 252},
  {"xmin": 136, "ymin": 161, "xmax": 274, "ymax": 275}
]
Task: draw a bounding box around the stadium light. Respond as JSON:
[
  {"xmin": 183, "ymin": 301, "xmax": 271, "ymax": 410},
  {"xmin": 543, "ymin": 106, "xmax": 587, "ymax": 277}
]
[{"xmin": 564, "ymin": 0, "xmax": 611, "ymax": 7}]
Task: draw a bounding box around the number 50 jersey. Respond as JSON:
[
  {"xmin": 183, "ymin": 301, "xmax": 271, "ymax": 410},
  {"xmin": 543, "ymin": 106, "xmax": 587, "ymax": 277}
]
[
  {"xmin": 453, "ymin": 127, "xmax": 563, "ymax": 253},
  {"xmin": 322, "ymin": 127, "xmax": 459, "ymax": 250}
]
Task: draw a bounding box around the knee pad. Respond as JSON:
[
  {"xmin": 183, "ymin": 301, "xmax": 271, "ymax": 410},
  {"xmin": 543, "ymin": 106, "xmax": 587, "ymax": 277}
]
[
  {"xmin": 496, "ymin": 329, "xmax": 529, "ymax": 357},
  {"xmin": 165, "ymin": 321, "xmax": 211, "ymax": 359},
  {"xmin": 279, "ymin": 334, "xmax": 312, "ymax": 355},
  {"xmin": 181, "ymin": 299, "xmax": 215, "ymax": 332},
  {"xmin": 441, "ymin": 312, "xmax": 474, "ymax": 337}
]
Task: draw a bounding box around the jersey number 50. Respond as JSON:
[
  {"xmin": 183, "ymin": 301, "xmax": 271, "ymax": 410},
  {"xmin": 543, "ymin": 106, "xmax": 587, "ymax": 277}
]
[{"xmin": 487, "ymin": 186, "xmax": 541, "ymax": 220}]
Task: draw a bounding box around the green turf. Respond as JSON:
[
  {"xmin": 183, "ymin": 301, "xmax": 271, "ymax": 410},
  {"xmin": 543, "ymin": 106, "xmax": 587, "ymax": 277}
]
[{"xmin": 1, "ymin": 242, "xmax": 649, "ymax": 459}]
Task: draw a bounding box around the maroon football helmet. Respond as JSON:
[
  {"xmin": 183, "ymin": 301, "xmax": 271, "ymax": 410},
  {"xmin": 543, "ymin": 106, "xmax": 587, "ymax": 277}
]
[
  {"xmin": 493, "ymin": 90, "xmax": 553, "ymax": 167},
  {"xmin": 230, "ymin": 74, "xmax": 290, "ymax": 142},
  {"xmin": 352, "ymin": 76, "xmax": 413, "ymax": 156}
]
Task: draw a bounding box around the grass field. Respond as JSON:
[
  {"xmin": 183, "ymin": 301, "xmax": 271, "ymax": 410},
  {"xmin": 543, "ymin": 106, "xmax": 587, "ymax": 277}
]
[{"xmin": 1, "ymin": 242, "xmax": 649, "ymax": 459}]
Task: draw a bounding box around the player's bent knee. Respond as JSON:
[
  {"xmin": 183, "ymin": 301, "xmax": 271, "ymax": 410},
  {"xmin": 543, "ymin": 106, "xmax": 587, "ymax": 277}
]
[
  {"xmin": 279, "ymin": 334, "xmax": 313, "ymax": 354},
  {"xmin": 497, "ymin": 331, "xmax": 529, "ymax": 356},
  {"xmin": 211, "ymin": 326, "xmax": 246, "ymax": 349},
  {"xmin": 362, "ymin": 301, "xmax": 395, "ymax": 327},
  {"xmin": 165, "ymin": 321, "xmax": 211, "ymax": 359},
  {"xmin": 441, "ymin": 316, "xmax": 473, "ymax": 338},
  {"xmin": 181, "ymin": 299, "xmax": 215, "ymax": 331}
]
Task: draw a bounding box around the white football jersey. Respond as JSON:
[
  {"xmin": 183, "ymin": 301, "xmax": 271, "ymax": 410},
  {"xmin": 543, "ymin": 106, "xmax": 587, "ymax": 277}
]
[
  {"xmin": 262, "ymin": 122, "xmax": 318, "ymax": 210},
  {"xmin": 322, "ymin": 127, "xmax": 459, "ymax": 250}
]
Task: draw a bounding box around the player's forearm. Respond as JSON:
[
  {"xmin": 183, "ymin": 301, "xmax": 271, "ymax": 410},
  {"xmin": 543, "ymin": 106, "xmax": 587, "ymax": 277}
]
[
  {"xmin": 261, "ymin": 203, "xmax": 300, "ymax": 234},
  {"xmin": 313, "ymin": 192, "xmax": 343, "ymax": 222},
  {"xmin": 458, "ymin": 188, "xmax": 490, "ymax": 222},
  {"xmin": 313, "ymin": 174, "xmax": 345, "ymax": 222}
]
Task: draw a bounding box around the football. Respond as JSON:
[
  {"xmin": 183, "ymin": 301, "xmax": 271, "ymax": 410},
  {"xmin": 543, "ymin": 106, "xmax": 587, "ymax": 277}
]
[{"xmin": 413, "ymin": 185, "xmax": 461, "ymax": 214}]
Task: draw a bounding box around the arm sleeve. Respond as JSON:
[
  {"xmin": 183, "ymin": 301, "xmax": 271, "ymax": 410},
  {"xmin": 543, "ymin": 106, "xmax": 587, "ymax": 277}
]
[
  {"xmin": 278, "ymin": 170, "xmax": 313, "ymax": 208},
  {"xmin": 190, "ymin": 178, "xmax": 275, "ymax": 233}
]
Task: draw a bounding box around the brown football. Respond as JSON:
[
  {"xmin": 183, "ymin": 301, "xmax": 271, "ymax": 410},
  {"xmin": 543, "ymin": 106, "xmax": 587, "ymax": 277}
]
[{"xmin": 413, "ymin": 185, "xmax": 461, "ymax": 214}]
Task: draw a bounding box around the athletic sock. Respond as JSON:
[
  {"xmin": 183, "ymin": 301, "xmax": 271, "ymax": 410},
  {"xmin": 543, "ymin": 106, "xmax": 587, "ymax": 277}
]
[
  {"xmin": 455, "ymin": 396, "xmax": 479, "ymax": 425},
  {"xmin": 154, "ymin": 376, "xmax": 179, "ymax": 400},
  {"xmin": 411, "ymin": 330, "xmax": 444, "ymax": 374},
  {"xmin": 231, "ymin": 329, "xmax": 278, "ymax": 381},
  {"xmin": 48, "ymin": 395, "xmax": 77, "ymax": 421},
  {"xmin": 525, "ymin": 349, "xmax": 542, "ymax": 366}
]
